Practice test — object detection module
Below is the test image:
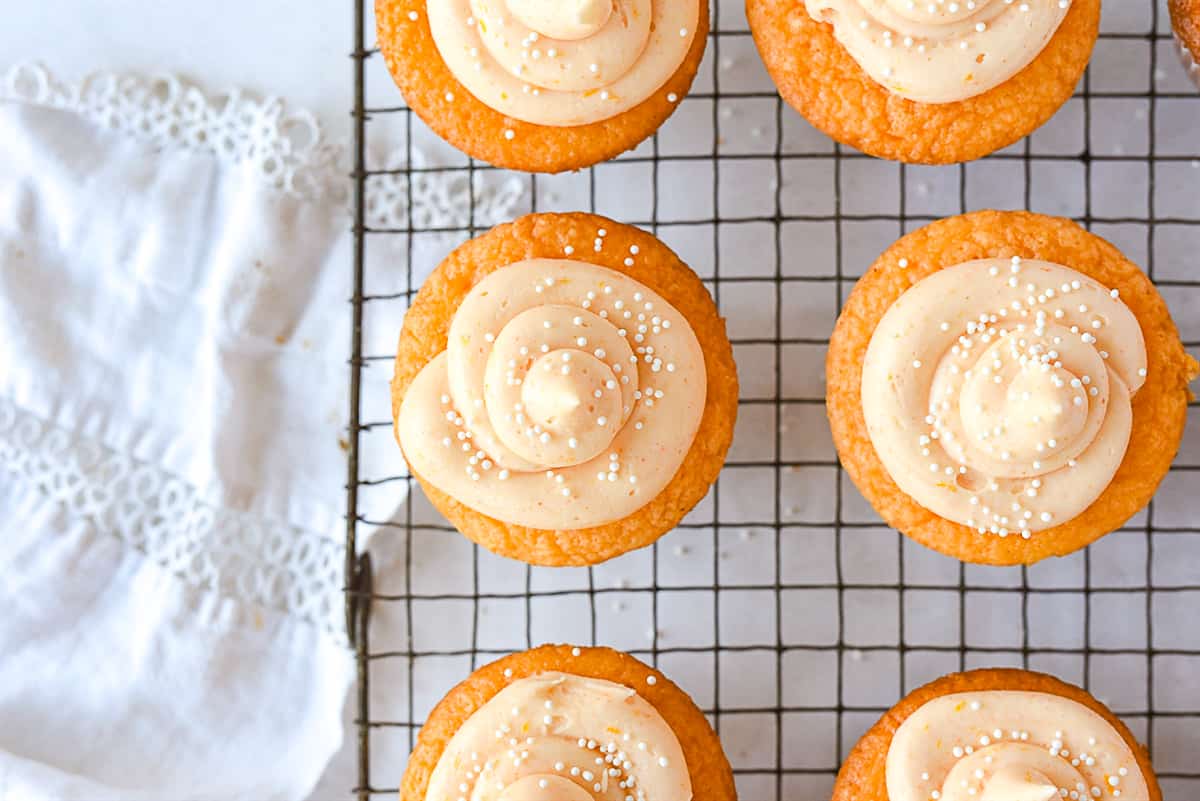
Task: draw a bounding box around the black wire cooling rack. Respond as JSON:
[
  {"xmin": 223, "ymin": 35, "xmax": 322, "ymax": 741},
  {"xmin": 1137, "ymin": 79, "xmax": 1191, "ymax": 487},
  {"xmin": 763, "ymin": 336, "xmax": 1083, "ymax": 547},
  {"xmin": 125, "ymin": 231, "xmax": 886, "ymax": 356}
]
[{"xmin": 344, "ymin": 1, "xmax": 1200, "ymax": 798}]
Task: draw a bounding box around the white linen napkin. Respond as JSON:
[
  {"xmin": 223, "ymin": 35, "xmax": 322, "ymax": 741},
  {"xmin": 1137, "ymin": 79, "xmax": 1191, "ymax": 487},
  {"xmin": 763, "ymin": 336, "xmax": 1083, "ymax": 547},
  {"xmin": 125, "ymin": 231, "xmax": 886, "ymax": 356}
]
[{"xmin": 0, "ymin": 69, "xmax": 397, "ymax": 801}]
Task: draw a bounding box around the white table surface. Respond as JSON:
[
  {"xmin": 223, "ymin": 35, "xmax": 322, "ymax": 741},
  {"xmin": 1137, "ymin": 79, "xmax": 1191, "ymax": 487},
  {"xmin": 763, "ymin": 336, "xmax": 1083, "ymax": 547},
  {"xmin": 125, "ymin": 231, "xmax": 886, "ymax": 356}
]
[{"xmin": 2, "ymin": 1, "xmax": 354, "ymax": 141}]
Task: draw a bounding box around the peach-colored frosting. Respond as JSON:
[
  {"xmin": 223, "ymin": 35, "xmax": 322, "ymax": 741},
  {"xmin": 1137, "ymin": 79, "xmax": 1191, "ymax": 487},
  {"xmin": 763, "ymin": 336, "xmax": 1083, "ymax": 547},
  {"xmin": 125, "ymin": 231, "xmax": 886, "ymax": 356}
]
[
  {"xmin": 805, "ymin": 0, "xmax": 1072, "ymax": 103},
  {"xmin": 397, "ymin": 256, "xmax": 706, "ymax": 530},
  {"xmin": 861, "ymin": 258, "xmax": 1147, "ymax": 539},
  {"xmin": 887, "ymin": 691, "xmax": 1149, "ymax": 801},
  {"xmin": 424, "ymin": 672, "xmax": 692, "ymax": 801},
  {"xmin": 426, "ymin": 0, "xmax": 699, "ymax": 126}
]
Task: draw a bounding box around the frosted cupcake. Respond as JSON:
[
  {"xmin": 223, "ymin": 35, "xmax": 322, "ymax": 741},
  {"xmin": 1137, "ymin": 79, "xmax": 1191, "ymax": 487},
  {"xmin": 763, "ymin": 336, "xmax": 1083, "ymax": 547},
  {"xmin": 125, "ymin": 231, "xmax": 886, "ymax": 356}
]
[
  {"xmin": 747, "ymin": 0, "xmax": 1100, "ymax": 163},
  {"xmin": 827, "ymin": 210, "xmax": 1198, "ymax": 565},
  {"xmin": 401, "ymin": 645, "xmax": 737, "ymax": 801},
  {"xmin": 392, "ymin": 213, "xmax": 738, "ymax": 566},
  {"xmin": 376, "ymin": 0, "xmax": 709, "ymax": 172},
  {"xmin": 834, "ymin": 668, "xmax": 1161, "ymax": 801}
]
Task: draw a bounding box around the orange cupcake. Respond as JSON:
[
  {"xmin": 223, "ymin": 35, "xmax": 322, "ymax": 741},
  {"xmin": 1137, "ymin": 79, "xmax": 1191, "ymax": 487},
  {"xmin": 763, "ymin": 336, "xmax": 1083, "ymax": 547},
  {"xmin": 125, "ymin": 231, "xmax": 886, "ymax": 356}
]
[
  {"xmin": 1170, "ymin": 0, "xmax": 1200, "ymax": 88},
  {"xmin": 376, "ymin": 0, "xmax": 709, "ymax": 173},
  {"xmin": 747, "ymin": 0, "xmax": 1100, "ymax": 163},
  {"xmin": 391, "ymin": 212, "xmax": 738, "ymax": 566},
  {"xmin": 827, "ymin": 210, "xmax": 1198, "ymax": 566},
  {"xmin": 401, "ymin": 645, "xmax": 737, "ymax": 801},
  {"xmin": 834, "ymin": 668, "xmax": 1162, "ymax": 801}
]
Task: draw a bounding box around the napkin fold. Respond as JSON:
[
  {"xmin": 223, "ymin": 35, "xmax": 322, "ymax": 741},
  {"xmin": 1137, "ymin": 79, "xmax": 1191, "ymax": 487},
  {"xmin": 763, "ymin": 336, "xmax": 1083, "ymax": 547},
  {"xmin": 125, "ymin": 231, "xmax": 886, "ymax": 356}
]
[{"xmin": 0, "ymin": 70, "xmax": 372, "ymax": 801}]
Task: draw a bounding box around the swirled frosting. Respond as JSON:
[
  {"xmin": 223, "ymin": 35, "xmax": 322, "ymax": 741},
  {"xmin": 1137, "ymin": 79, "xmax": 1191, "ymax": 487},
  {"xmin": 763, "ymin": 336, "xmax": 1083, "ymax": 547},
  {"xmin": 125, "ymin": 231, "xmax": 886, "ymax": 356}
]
[
  {"xmin": 426, "ymin": 0, "xmax": 699, "ymax": 125},
  {"xmin": 424, "ymin": 672, "xmax": 691, "ymax": 801},
  {"xmin": 805, "ymin": 0, "xmax": 1072, "ymax": 103},
  {"xmin": 887, "ymin": 691, "xmax": 1150, "ymax": 801},
  {"xmin": 861, "ymin": 258, "xmax": 1147, "ymax": 539},
  {"xmin": 397, "ymin": 256, "xmax": 706, "ymax": 530}
]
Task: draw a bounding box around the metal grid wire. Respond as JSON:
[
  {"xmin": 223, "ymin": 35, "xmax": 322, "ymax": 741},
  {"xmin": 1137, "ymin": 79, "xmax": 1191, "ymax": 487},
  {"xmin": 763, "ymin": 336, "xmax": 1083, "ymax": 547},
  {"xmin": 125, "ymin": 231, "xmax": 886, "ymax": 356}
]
[{"xmin": 345, "ymin": 0, "xmax": 1200, "ymax": 798}]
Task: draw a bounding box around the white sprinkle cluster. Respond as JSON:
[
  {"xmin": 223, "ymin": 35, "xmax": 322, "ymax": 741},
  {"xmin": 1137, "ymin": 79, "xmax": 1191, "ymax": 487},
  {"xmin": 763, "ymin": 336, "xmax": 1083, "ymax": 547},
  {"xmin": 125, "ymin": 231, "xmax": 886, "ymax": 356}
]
[
  {"xmin": 460, "ymin": 698, "xmax": 672, "ymax": 801},
  {"xmin": 429, "ymin": 242, "xmax": 696, "ymax": 513},
  {"xmin": 856, "ymin": 0, "xmax": 1067, "ymax": 86},
  {"xmin": 903, "ymin": 262, "xmax": 1136, "ymax": 540},
  {"xmin": 916, "ymin": 708, "xmax": 1125, "ymax": 801}
]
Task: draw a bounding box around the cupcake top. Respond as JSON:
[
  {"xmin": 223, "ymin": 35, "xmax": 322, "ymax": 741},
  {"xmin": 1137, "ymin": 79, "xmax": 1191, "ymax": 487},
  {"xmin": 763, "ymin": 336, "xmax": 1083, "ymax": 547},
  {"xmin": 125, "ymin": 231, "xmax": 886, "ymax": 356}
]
[
  {"xmin": 861, "ymin": 257, "xmax": 1147, "ymax": 540},
  {"xmin": 397, "ymin": 256, "xmax": 706, "ymax": 530},
  {"xmin": 427, "ymin": 0, "xmax": 699, "ymax": 125},
  {"xmin": 887, "ymin": 690, "xmax": 1150, "ymax": 801},
  {"xmin": 805, "ymin": 0, "xmax": 1072, "ymax": 102},
  {"xmin": 423, "ymin": 672, "xmax": 691, "ymax": 801}
]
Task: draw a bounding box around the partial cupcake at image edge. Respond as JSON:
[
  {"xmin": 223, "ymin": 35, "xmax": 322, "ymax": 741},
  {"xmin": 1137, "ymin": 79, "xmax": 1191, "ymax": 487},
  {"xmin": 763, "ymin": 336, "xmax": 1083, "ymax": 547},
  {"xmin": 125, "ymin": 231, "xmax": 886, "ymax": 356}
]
[
  {"xmin": 391, "ymin": 212, "xmax": 739, "ymax": 567},
  {"xmin": 400, "ymin": 644, "xmax": 737, "ymax": 801},
  {"xmin": 375, "ymin": 0, "xmax": 708, "ymax": 173},
  {"xmin": 1170, "ymin": 0, "xmax": 1200, "ymax": 87},
  {"xmin": 833, "ymin": 667, "xmax": 1162, "ymax": 801},
  {"xmin": 746, "ymin": 0, "xmax": 1100, "ymax": 164},
  {"xmin": 826, "ymin": 210, "xmax": 1198, "ymax": 566}
]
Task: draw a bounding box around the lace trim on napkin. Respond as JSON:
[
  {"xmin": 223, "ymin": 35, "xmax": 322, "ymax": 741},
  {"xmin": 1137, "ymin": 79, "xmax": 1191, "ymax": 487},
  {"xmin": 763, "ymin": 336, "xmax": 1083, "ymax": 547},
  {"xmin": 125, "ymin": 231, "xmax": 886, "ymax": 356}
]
[
  {"xmin": 2, "ymin": 61, "xmax": 528, "ymax": 225},
  {"xmin": 366, "ymin": 147, "xmax": 527, "ymax": 232},
  {"xmin": 0, "ymin": 398, "xmax": 344, "ymax": 632},
  {"xmin": 2, "ymin": 62, "xmax": 345, "ymax": 201}
]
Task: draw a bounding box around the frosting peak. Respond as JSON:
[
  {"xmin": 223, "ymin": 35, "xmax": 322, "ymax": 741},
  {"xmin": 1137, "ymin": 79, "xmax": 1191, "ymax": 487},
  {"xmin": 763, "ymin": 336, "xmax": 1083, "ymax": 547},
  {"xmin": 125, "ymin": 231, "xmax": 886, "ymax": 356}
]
[
  {"xmin": 806, "ymin": 0, "xmax": 1072, "ymax": 103},
  {"xmin": 861, "ymin": 258, "xmax": 1146, "ymax": 538},
  {"xmin": 424, "ymin": 672, "xmax": 692, "ymax": 801},
  {"xmin": 975, "ymin": 763, "xmax": 1059, "ymax": 801},
  {"xmin": 398, "ymin": 256, "xmax": 706, "ymax": 530},
  {"xmin": 886, "ymin": 691, "xmax": 1150, "ymax": 801},
  {"xmin": 507, "ymin": 0, "xmax": 612, "ymax": 40},
  {"xmin": 428, "ymin": 0, "xmax": 699, "ymax": 126}
]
